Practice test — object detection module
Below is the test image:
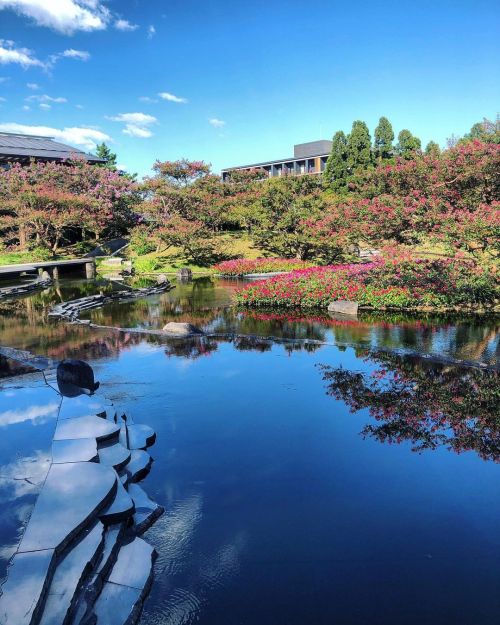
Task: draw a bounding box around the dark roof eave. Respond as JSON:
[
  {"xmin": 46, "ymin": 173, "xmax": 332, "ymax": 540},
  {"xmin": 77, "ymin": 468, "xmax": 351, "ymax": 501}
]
[{"xmin": 221, "ymin": 152, "xmax": 330, "ymax": 172}]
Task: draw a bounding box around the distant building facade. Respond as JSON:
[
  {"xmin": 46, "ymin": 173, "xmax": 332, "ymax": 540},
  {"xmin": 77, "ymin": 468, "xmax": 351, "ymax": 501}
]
[
  {"xmin": 0, "ymin": 132, "xmax": 105, "ymax": 168},
  {"xmin": 221, "ymin": 140, "xmax": 332, "ymax": 181}
]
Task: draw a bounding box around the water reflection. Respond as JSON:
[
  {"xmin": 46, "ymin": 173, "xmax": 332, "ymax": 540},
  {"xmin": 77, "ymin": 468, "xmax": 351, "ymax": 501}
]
[{"xmin": 319, "ymin": 352, "xmax": 500, "ymax": 461}]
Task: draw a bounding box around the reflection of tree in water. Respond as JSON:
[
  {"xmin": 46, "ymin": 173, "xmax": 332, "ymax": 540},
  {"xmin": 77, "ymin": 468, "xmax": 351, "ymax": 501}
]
[
  {"xmin": 164, "ymin": 337, "xmax": 219, "ymax": 360},
  {"xmin": 318, "ymin": 353, "xmax": 500, "ymax": 462}
]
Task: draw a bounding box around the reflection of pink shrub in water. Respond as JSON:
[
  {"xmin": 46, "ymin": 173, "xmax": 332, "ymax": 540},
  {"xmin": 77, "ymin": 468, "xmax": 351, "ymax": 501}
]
[{"xmin": 213, "ymin": 258, "xmax": 314, "ymax": 276}]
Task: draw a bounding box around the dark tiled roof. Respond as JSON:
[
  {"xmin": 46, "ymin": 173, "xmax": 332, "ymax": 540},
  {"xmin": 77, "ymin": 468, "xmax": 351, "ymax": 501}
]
[{"xmin": 0, "ymin": 132, "xmax": 105, "ymax": 162}]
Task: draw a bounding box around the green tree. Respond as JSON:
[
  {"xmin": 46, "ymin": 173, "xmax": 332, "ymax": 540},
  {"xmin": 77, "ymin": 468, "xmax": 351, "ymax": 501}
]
[
  {"xmin": 324, "ymin": 131, "xmax": 349, "ymax": 191},
  {"xmin": 374, "ymin": 116, "xmax": 394, "ymax": 161},
  {"xmin": 425, "ymin": 141, "xmax": 441, "ymax": 157},
  {"xmin": 95, "ymin": 143, "xmax": 118, "ymax": 170},
  {"xmin": 395, "ymin": 129, "xmax": 422, "ymax": 159},
  {"xmin": 463, "ymin": 115, "xmax": 500, "ymax": 144},
  {"xmin": 347, "ymin": 121, "xmax": 372, "ymax": 171}
]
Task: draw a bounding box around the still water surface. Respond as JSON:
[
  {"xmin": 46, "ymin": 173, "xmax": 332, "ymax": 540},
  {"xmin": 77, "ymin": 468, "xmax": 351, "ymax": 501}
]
[{"xmin": 0, "ymin": 277, "xmax": 499, "ymax": 624}]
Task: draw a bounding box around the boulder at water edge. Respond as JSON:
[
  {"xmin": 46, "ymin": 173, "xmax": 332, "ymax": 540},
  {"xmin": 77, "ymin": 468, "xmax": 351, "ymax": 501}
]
[
  {"xmin": 162, "ymin": 322, "xmax": 203, "ymax": 336},
  {"xmin": 327, "ymin": 300, "xmax": 359, "ymax": 316}
]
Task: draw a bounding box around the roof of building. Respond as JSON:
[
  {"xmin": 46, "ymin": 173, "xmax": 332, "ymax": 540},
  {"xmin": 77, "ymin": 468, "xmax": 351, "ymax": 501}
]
[
  {"xmin": 221, "ymin": 140, "xmax": 332, "ymax": 172},
  {"xmin": 0, "ymin": 132, "xmax": 105, "ymax": 163},
  {"xmin": 221, "ymin": 151, "xmax": 330, "ymax": 172}
]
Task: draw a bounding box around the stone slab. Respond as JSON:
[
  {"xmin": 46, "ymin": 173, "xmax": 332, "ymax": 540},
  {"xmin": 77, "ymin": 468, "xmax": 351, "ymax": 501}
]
[
  {"xmin": 99, "ymin": 473, "xmax": 134, "ymax": 525},
  {"xmin": 54, "ymin": 415, "xmax": 120, "ymax": 442},
  {"xmin": 127, "ymin": 424, "xmax": 156, "ymax": 450},
  {"xmin": 58, "ymin": 395, "xmax": 109, "ymax": 420},
  {"xmin": 98, "ymin": 442, "xmax": 131, "ymax": 471},
  {"xmin": 40, "ymin": 523, "xmax": 105, "ymax": 625},
  {"xmin": 0, "ymin": 549, "xmax": 55, "ymax": 625},
  {"xmin": 124, "ymin": 450, "xmax": 152, "ymax": 484},
  {"xmin": 107, "ymin": 537, "xmax": 155, "ymax": 590},
  {"xmin": 52, "ymin": 438, "xmax": 98, "ymax": 464},
  {"xmin": 19, "ymin": 462, "xmax": 116, "ymax": 554},
  {"xmin": 91, "ymin": 583, "xmax": 143, "ymax": 625},
  {"xmin": 327, "ymin": 300, "xmax": 359, "ymax": 316},
  {"xmin": 128, "ymin": 483, "xmax": 164, "ymax": 534}
]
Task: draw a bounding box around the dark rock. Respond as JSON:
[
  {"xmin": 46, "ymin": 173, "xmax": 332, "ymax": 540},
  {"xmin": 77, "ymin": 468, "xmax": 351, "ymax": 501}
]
[{"xmin": 57, "ymin": 360, "xmax": 100, "ymax": 396}]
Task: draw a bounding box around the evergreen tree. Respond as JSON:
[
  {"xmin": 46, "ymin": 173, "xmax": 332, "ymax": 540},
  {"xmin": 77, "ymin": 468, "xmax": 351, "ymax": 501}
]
[
  {"xmin": 425, "ymin": 141, "xmax": 441, "ymax": 157},
  {"xmin": 347, "ymin": 121, "xmax": 372, "ymax": 170},
  {"xmin": 395, "ymin": 129, "xmax": 422, "ymax": 159},
  {"xmin": 95, "ymin": 143, "xmax": 118, "ymax": 170},
  {"xmin": 324, "ymin": 130, "xmax": 349, "ymax": 190},
  {"xmin": 374, "ymin": 116, "xmax": 394, "ymax": 161}
]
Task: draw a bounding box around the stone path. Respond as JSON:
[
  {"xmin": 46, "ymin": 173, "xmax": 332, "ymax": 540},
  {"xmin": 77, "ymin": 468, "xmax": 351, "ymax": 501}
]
[{"xmin": 0, "ymin": 377, "xmax": 164, "ymax": 625}]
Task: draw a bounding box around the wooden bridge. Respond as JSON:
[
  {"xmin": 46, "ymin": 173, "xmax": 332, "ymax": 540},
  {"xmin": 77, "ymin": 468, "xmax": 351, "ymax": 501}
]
[{"xmin": 0, "ymin": 258, "xmax": 96, "ymax": 280}]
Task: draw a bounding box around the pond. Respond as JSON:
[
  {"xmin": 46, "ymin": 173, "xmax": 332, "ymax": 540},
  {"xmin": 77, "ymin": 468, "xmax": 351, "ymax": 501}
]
[{"xmin": 0, "ymin": 277, "xmax": 499, "ymax": 625}]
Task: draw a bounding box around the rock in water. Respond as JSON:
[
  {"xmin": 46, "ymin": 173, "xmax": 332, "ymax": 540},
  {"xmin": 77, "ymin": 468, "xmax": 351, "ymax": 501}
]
[
  {"xmin": 162, "ymin": 322, "xmax": 203, "ymax": 336},
  {"xmin": 327, "ymin": 300, "xmax": 359, "ymax": 316},
  {"xmin": 156, "ymin": 273, "xmax": 168, "ymax": 284},
  {"xmin": 57, "ymin": 360, "xmax": 100, "ymax": 396}
]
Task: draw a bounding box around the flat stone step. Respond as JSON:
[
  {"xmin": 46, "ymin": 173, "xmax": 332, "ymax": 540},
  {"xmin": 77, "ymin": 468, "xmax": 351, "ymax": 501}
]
[
  {"xmin": 128, "ymin": 483, "xmax": 164, "ymax": 534},
  {"xmin": 0, "ymin": 549, "xmax": 55, "ymax": 625},
  {"xmin": 52, "ymin": 438, "xmax": 98, "ymax": 463},
  {"xmin": 126, "ymin": 424, "xmax": 156, "ymax": 450},
  {"xmin": 39, "ymin": 522, "xmax": 105, "ymax": 625},
  {"xmin": 107, "ymin": 537, "xmax": 156, "ymax": 589},
  {"xmin": 123, "ymin": 450, "xmax": 152, "ymax": 484},
  {"xmin": 58, "ymin": 396, "xmax": 110, "ymax": 420},
  {"xmin": 98, "ymin": 442, "xmax": 131, "ymax": 471},
  {"xmin": 19, "ymin": 462, "xmax": 116, "ymax": 555},
  {"xmin": 99, "ymin": 472, "xmax": 135, "ymax": 525},
  {"xmin": 54, "ymin": 416, "xmax": 120, "ymax": 442}
]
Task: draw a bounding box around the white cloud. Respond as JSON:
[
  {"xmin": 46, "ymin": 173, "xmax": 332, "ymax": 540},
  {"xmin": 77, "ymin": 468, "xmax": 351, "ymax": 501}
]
[
  {"xmin": 107, "ymin": 112, "xmax": 156, "ymax": 125},
  {"xmin": 107, "ymin": 112, "xmax": 157, "ymax": 139},
  {"xmin": 139, "ymin": 96, "xmax": 157, "ymax": 103},
  {"xmin": 123, "ymin": 124, "xmax": 152, "ymax": 138},
  {"xmin": 0, "ymin": 122, "xmax": 112, "ymax": 151},
  {"xmin": 22, "ymin": 104, "xmax": 30, "ymax": 110},
  {"xmin": 0, "ymin": 39, "xmax": 44, "ymax": 68},
  {"xmin": 159, "ymin": 91, "xmax": 188, "ymax": 104},
  {"xmin": 75, "ymin": 103, "xmax": 84, "ymax": 109},
  {"xmin": 209, "ymin": 118, "xmax": 226, "ymax": 128},
  {"xmin": 39, "ymin": 102, "xmax": 50, "ymax": 110},
  {"xmin": 26, "ymin": 81, "xmax": 39, "ymax": 89},
  {"xmin": 60, "ymin": 48, "xmax": 90, "ymax": 61},
  {"xmin": 115, "ymin": 18, "xmax": 138, "ymax": 31},
  {"xmin": 147, "ymin": 24, "xmax": 155, "ymax": 39},
  {"xmin": 26, "ymin": 94, "xmax": 67, "ymax": 104},
  {"xmin": 0, "ymin": 0, "xmax": 111, "ymax": 34}
]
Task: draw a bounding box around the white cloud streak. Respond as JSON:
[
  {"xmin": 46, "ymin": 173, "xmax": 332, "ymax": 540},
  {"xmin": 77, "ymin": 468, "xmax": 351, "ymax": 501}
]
[
  {"xmin": 107, "ymin": 112, "xmax": 157, "ymax": 139},
  {"xmin": 0, "ymin": 0, "xmax": 111, "ymax": 34},
  {"xmin": 209, "ymin": 118, "xmax": 226, "ymax": 128},
  {"xmin": 159, "ymin": 91, "xmax": 188, "ymax": 104},
  {"xmin": 60, "ymin": 48, "xmax": 90, "ymax": 61},
  {"xmin": 147, "ymin": 24, "xmax": 156, "ymax": 39},
  {"xmin": 115, "ymin": 18, "xmax": 138, "ymax": 31},
  {"xmin": 26, "ymin": 94, "xmax": 67, "ymax": 103},
  {"xmin": 0, "ymin": 122, "xmax": 112, "ymax": 151},
  {"xmin": 0, "ymin": 39, "xmax": 44, "ymax": 68},
  {"xmin": 26, "ymin": 81, "xmax": 39, "ymax": 89}
]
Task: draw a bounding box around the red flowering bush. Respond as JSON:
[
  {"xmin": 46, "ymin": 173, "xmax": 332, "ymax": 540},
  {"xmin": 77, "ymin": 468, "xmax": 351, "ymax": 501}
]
[
  {"xmin": 214, "ymin": 258, "xmax": 314, "ymax": 276},
  {"xmin": 235, "ymin": 257, "xmax": 499, "ymax": 310}
]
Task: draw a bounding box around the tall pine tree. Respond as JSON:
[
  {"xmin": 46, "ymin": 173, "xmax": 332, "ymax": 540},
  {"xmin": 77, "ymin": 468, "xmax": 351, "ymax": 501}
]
[
  {"xmin": 347, "ymin": 121, "xmax": 372, "ymax": 171},
  {"xmin": 95, "ymin": 143, "xmax": 118, "ymax": 170},
  {"xmin": 395, "ymin": 130, "xmax": 421, "ymax": 159},
  {"xmin": 324, "ymin": 130, "xmax": 349, "ymax": 190},
  {"xmin": 374, "ymin": 116, "xmax": 394, "ymax": 161}
]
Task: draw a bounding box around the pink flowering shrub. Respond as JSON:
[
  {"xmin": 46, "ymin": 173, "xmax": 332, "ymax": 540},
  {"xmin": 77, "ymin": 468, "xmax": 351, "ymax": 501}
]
[
  {"xmin": 235, "ymin": 257, "xmax": 499, "ymax": 310},
  {"xmin": 213, "ymin": 258, "xmax": 314, "ymax": 276}
]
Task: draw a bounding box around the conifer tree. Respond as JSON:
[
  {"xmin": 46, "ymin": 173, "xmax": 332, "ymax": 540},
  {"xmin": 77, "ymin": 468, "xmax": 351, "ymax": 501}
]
[
  {"xmin": 95, "ymin": 143, "xmax": 118, "ymax": 170},
  {"xmin": 374, "ymin": 116, "xmax": 394, "ymax": 161},
  {"xmin": 324, "ymin": 130, "xmax": 349, "ymax": 190},
  {"xmin": 395, "ymin": 130, "xmax": 422, "ymax": 159},
  {"xmin": 347, "ymin": 121, "xmax": 372, "ymax": 170},
  {"xmin": 425, "ymin": 141, "xmax": 441, "ymax": 157}
]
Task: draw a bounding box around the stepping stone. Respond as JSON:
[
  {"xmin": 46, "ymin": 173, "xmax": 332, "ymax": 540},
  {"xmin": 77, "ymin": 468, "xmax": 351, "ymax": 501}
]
[
  {"xmin": 39, "ymin": 522, "xmax": 105, "ymax": 625},
  {"xmin": 124, "ymin": 450, "xmax": 152, "ymax": 484},
  {"xmin": 90, "ymin": 583, "xmax": 143, "ymax": 625},
  {"xmin": 52, "ymin": 438, "xmax": 98, "ymax": 463},
  {"xmin": 72, "ymin": 524, "xmax": 125, "ymax": 625},
  {"xmin": 107, "ymin": 537, "xmax": 156, "ymax": 590},
  {"xmin": 58, "ymin": 395, "xmax": 110, "ymax": 420},
  {"xmin": 98, "ymin": 442, "xmax": 131, "ymax": 471},
  {"xmin": 19, "ymin": 462, "xmax": 116, "ymax": 555},
  {"xmin": 0, "ymin": 549, "xmax": 55, "ymax": 625},
  {"xmin": 54, "ymin": 415, "xmax": 120, "ymax": 442},
  {"xmin": 127, "ymin": 424, "xmax": 156, "ymax": 450},
  {"xmin": 128, "ymin": 483, "xmax": 164, "ymax": 534},
  {"xmin": 119, "ymin": 424, "xmax": 128, "ymax": 448},
  {"xmin": 100, "ymin": 472, "xmax": 134, "ymax": 525}
]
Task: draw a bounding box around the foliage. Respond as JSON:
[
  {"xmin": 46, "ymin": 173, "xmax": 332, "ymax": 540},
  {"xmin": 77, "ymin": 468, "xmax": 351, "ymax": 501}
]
[
  {"xmin": 425, "ymin": 140, "xmax": 441, "ymax": 157},
  {"xmin": 347, "ymin": 120, "xmax": 373, "ymax": 171},
  {"xmin": 395, "ymin": 129, "xmax": 422, "ymax": 158},
  {"xmin": 463, "ymin": 115, "xmax": 500, "ymax": 145},
  {"xmin": 129, "ymin": 224, "xmax": 157, "ymax": 255},
  {"xmin": 133, "ymin": 256, "xmax": 161, "ymax": 273},
  {"xmin": 95, "ymin": 143, "xmax": 118, "ymax": 170},
  {"xmin": 213, "ymin": 257, "xmax": 314, "ymax": 276},
  {"xmin": 374, "ymin": 116, "xmax": 394, "ymax": 161},
  {"xmin": 324, "ymin": 131, "xmax": 349, "ymax": 189},
  {"xmin": 236, "ymin": 256, "xmax": 499, "ymax": 310}
]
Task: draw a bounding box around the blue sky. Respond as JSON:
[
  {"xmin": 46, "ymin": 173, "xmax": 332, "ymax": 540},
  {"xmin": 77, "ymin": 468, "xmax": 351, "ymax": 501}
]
[{"xmin": 0, "ymin": 0, "xmax": 498, "ymax": 177}]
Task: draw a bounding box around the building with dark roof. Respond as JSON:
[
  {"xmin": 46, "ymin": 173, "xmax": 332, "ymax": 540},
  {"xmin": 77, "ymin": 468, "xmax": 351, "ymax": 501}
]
[
  {"xmin": 0, "ymin": 132, "xmax": 105, "ymax": 166},
  {"xmin": 221, "ymin": 140, "xmax": 332, "ymax": 181}
]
